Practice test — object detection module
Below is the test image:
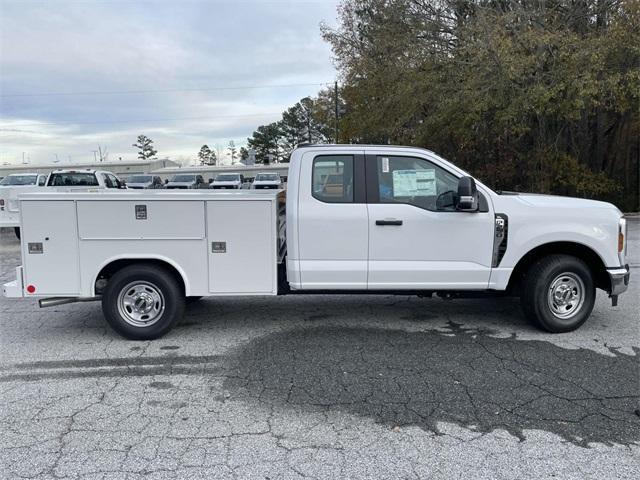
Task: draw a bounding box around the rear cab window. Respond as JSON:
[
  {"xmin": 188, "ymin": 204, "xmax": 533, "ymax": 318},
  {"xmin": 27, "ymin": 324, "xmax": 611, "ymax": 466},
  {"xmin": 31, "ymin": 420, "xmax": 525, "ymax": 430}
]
[
  {"xmin": 48, "ymin": 172, "xmax": 99, "ymax": 187},
  {"xmin": 312, "ymin": 155, "xmax": 354, "ymax": 203},
  {"xmin": 106, "ymin": 173, "xmax": 120, "ymax": 188},
  {"xmin": 0, "ymin": 175, "xmax": 38, "ymax": 186}
]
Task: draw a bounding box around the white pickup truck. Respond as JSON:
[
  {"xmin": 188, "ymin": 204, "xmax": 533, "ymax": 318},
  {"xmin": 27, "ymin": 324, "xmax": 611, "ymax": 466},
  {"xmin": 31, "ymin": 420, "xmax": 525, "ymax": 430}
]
[
  {"xmin": 3, "ymin": 145, "xmax": 629, "ymax": 340},
  {"xmin": 0, "ymin": 173, "xmax": 47, "ymax": 237},
  {"xmin": 2, "ymin": 169, "xmax": 125, "ymax": 239}
]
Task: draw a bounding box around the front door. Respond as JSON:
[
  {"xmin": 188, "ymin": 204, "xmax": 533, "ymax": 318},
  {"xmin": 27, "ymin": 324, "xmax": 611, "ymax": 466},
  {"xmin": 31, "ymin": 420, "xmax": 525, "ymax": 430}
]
[
  {"xmin": 296, "ymin": 150, "xmax": 368, "ymax": 289},
  {"xmin": 366, "ymin": 153, "xmax": 494, "ymax": 290}
]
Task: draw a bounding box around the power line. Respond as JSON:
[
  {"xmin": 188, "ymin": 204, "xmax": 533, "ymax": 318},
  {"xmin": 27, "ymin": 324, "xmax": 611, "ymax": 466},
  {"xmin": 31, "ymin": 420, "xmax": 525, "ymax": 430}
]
[
  {"xmin": 0, "ymin": 112, "xmax": 284, "ymax": 130},
  {"xmin": 0, "ymin": 82, "xmax": 334, "ymax": 98}
]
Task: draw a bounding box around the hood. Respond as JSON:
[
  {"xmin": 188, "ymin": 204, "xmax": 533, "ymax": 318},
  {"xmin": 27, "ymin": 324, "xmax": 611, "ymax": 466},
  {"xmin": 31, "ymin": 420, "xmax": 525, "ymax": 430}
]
[
  {"xmin": 126, "ymin": 182, "xmax": 152, "ymax": 188},
  {"xmin": 0, "ymin": 184, "xmax": 39, "ymax": 188},
  {"xmin": 512, "ymin": 193, "xmax": 620, "ymax": 213},
  {"xmin": 213, "ymin": 180, "xmax": 240, "ymax": 185},
  {"xmin": 165, "ymin": 181, "xmax": 194, "ymax": 187},
  {"xmin": 253, "ymin": 179, "xmax": 280, "ymax": 184}
]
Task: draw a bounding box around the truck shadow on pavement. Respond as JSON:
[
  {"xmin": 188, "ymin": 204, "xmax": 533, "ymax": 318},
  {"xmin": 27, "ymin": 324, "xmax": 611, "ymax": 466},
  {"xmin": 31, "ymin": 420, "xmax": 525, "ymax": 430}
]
[{"xmin": 222, "ymin": 322, "xmax": 640, "ymax": 448}]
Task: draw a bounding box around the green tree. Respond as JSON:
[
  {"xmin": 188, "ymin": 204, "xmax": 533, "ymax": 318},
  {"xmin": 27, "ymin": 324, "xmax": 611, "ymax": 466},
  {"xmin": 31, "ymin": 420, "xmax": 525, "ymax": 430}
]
[
  {"xmin": 197, "ymin": 144, "xmax": 216, "ymax": 166},
  {"xmin": 321, "ymin": 0, "xmax": 639, "ymax": 210},
  {"xmin": 279, "ymin": 97, "xmax": 331, "ymax": 152},
  {"xmin": 227, "ymin": 140, "xmax": 238, "ymax": 164},
  {"xmin": 239, "ymin": 146, "xmax": 249, "ymax": 162},
  {"xmin": 132, "ymin": 135, "xmax": 157, "ymax": 160},
  {"xmin": 247, "ymin": 123, "xmax": 283, "ymax": 164}
]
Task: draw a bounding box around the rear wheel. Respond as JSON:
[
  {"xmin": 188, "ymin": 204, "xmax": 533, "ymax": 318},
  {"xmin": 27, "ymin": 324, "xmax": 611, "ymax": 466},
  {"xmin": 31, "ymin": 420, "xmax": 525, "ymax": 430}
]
[
  {"xmin": 520, "ymin": 255, "xmax": 595, "ymax": 333},
  {"xmin": 102, "ymin": 264, "xmax": 184, "ymax": 340}
]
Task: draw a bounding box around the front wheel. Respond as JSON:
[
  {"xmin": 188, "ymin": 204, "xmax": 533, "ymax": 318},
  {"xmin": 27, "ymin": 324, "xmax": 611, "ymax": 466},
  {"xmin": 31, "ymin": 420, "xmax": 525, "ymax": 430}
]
[
  {"xmin": 520, "ymin": 255, "xmax": 595, "ymax": 333},
  {"xmin": 102, "ymin": 264, "xmax": 185, "ymax": 340}
]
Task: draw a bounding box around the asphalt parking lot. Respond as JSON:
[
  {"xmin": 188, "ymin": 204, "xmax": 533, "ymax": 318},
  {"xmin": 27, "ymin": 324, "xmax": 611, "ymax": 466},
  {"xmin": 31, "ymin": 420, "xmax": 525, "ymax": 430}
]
[{"xmin": 1, "ymin": 221, "xmax": 639, "ymax": 480}]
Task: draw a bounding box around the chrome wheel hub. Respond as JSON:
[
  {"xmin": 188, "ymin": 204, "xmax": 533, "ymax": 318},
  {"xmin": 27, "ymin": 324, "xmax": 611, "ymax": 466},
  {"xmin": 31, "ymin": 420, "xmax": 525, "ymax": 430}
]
[
  {"xmin": 117, "ymin": 281, "xmax": 165, "ymax": 327},
  {"xmin": 547, "ymin": 273, "xmax": 585, "ymax": 320}
]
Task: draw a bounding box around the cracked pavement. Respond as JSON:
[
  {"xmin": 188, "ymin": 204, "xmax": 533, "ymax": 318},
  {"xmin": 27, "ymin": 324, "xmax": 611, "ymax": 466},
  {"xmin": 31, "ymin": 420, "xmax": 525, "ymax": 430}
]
[{"xmin": 1, "ymin": 220, "xmax": 639, "ymax": 479}]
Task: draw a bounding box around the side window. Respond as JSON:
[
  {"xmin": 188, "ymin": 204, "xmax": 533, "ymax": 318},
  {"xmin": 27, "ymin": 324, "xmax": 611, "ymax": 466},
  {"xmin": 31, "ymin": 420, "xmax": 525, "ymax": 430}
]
[
  {"xmin": 312, "ymin": 155, "xmax": 354, "ymax": 203},
  {"xmin": 102, "ymin": 174, "xmax": 114, "ymax": 188},
  {"xmin": 376, "ymin": 156, "xmax": 458, "ymax": 211},
  {"xmin": 107, "ymin": 174, "xmax": 120, "ymax": 188}
]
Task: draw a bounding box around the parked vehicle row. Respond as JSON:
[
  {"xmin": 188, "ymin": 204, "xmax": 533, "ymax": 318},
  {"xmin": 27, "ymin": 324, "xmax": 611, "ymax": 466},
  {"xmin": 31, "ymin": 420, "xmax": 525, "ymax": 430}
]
[{"xmin": 160, "ymin": 172, "xmax": 284, "ymax": 190}]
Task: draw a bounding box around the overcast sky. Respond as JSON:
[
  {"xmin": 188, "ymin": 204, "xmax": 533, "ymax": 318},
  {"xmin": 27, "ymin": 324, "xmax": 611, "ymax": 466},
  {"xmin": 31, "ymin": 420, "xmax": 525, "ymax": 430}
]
[{"xmin": 0, "ymin": 0, "xmax": 339, "ymax": 165}]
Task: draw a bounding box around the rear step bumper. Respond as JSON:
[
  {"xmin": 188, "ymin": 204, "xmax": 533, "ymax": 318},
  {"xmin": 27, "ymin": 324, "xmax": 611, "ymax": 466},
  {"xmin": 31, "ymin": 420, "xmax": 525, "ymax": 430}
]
[
  {"xmin": 38, "ymin": 297, "xmax": 100, "ymax": 308},
  {"xmin": 2, "ymin": 266, "xmax": 23, "ymax": 298}
]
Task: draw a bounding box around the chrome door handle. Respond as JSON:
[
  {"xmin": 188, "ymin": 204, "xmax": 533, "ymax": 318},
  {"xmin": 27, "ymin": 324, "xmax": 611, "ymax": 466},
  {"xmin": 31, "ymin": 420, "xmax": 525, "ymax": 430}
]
[{"xmin": 376, "ymin": 219, "xmax": 403, "ymax": 226}]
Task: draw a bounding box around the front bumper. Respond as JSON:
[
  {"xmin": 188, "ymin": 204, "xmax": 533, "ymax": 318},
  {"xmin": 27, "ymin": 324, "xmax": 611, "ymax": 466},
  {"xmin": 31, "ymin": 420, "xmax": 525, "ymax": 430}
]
[{"xmin": 608, "ymin": 264, "xmax": 630, "ymax": 296}]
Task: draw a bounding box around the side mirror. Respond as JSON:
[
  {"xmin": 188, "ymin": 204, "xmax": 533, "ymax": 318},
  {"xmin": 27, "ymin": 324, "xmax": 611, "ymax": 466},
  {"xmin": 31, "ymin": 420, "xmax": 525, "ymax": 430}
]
[
  {"xmin": 457, "ymin": 176, "xmax": 479, "ymax": 212},
  {"xmin": 164, "ymin": 179, "xmax": 169, "ymax": 184},
  {"xmin": 208, "ymin": 178, "xmax": 213, "ymax": 184}
]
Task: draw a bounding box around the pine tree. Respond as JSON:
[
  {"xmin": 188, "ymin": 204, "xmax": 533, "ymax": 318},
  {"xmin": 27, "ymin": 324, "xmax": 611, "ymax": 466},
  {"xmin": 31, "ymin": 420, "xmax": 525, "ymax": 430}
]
[
  {"xmin": 228, "ymin": 140, "xmax": 238, "ymax": 164},
  {"xmin": 198, "ymin": 145, "xmax": 213, "ymax": 165},
  {"xmin": 132, "ymin": 135, "xmax": 157, "ymax": 160}
]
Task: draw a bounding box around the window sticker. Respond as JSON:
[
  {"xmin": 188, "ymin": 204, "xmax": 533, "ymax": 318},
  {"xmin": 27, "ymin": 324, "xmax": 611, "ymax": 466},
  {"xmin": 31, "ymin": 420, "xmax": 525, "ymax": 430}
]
[
  {"xmin": 381, "ymin": 157, "xmax": 390, "ymax": 173},
  {"xmin": 392, "ymin": 169, "xmax": 436, "ymax": 196}
]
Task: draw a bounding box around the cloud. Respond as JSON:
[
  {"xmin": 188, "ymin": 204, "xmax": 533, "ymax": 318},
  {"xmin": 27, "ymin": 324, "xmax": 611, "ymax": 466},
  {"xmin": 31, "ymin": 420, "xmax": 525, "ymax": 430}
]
[{"xmin": 0, "ymin": 0, "xmax": 339, "ymax": 165}]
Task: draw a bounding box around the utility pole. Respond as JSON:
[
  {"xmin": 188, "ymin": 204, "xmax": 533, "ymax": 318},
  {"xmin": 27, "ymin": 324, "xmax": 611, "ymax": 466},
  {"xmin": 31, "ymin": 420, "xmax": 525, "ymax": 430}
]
[
  {"xmin": 92, "ymin": 150, "xmax": 98, "ymax": 162},
  {"xmin": 334, "ymin": 81, "xmax": 339, "ymax": 144}
]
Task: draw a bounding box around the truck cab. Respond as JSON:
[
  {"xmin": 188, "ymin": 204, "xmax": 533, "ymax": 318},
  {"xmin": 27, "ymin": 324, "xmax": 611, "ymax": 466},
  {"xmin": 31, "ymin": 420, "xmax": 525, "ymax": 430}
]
[
  {"xmin": 211, "ymin": 173, "xmax": 244, "ymax": 189},
  {"xmin": 252, "ymin": 172, "xmax": 283, "ymax": 189},
  {"xmin": 46, "ymin": 169, "xmax": 125, "ymax": 189},
  {"xmin": 285, "ymin": 145, "xmax": 628, "ymax": 328},
  {"xmin": 126, "ymin": 175, "xmax": 164, "ymax": 189},
  {"xmin": 165, "ymin": 174, "xmax": 206, "ymax": 189}
]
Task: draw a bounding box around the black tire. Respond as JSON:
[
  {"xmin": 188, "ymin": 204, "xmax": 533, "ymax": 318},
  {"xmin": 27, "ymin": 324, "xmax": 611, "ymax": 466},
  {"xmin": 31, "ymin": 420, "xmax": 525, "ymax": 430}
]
[
  {"xmin": 14, "ymin": 227, "xmax": 20, "ymax": 239},
  {"xmin": 520, "ymin": 254, "xmax": 595, "ymax": 333},
  {"xmin": 101, "ymin": 264, "xmax": 185, "ymax": 340}
]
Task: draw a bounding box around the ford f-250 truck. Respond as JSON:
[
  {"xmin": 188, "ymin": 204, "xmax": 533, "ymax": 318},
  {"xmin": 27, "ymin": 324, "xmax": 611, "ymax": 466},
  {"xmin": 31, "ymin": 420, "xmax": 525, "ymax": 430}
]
[{"xmin": 2, "ymin": 145, "xmax": 630, "ymax": 340}]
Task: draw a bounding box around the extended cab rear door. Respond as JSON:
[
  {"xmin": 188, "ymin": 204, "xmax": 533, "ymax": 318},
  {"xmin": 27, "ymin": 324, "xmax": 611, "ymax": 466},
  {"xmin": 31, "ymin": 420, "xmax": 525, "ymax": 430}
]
[
  {"xmin": 296, "ymin": 149, "xmax": 368, "ymax": 289},
  {"xmin": 365, "ymin": 150, "xmax": 494, "ymax": 290}
]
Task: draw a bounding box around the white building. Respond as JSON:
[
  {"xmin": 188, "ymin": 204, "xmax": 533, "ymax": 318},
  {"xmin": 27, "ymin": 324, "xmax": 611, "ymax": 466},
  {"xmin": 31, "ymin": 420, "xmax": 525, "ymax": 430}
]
[
  {"xmin": 0, "ymin": 158, "xmax": 178, "ymax": 179},
  {"xmin": 152, "ymin": 163, "xmax": 290, "ymax": 182}
]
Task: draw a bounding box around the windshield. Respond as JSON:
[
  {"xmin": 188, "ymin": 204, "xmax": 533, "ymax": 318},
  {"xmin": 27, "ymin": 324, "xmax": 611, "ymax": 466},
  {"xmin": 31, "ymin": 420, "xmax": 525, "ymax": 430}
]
[
  {"xmin": 215, "ymin": 174, "xmax": 240, "ymax": 182},
  {"xmin": 170, "ymin": 175, "xmax": 195, "ymax": 182},
  {"xmin": 0, "ymin": 175, "xmax": 38, "ymax": 186},
  {"xmin": 48, "ymin": 172, "xmax": 99, "ymax": 186},
  {"xmin": 128, "ymin": 175, "xmax": 152, "ymax": 183},
  {"xmin": 255, "ymin": 174, "xmax": 279, "ymax": 181}
]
